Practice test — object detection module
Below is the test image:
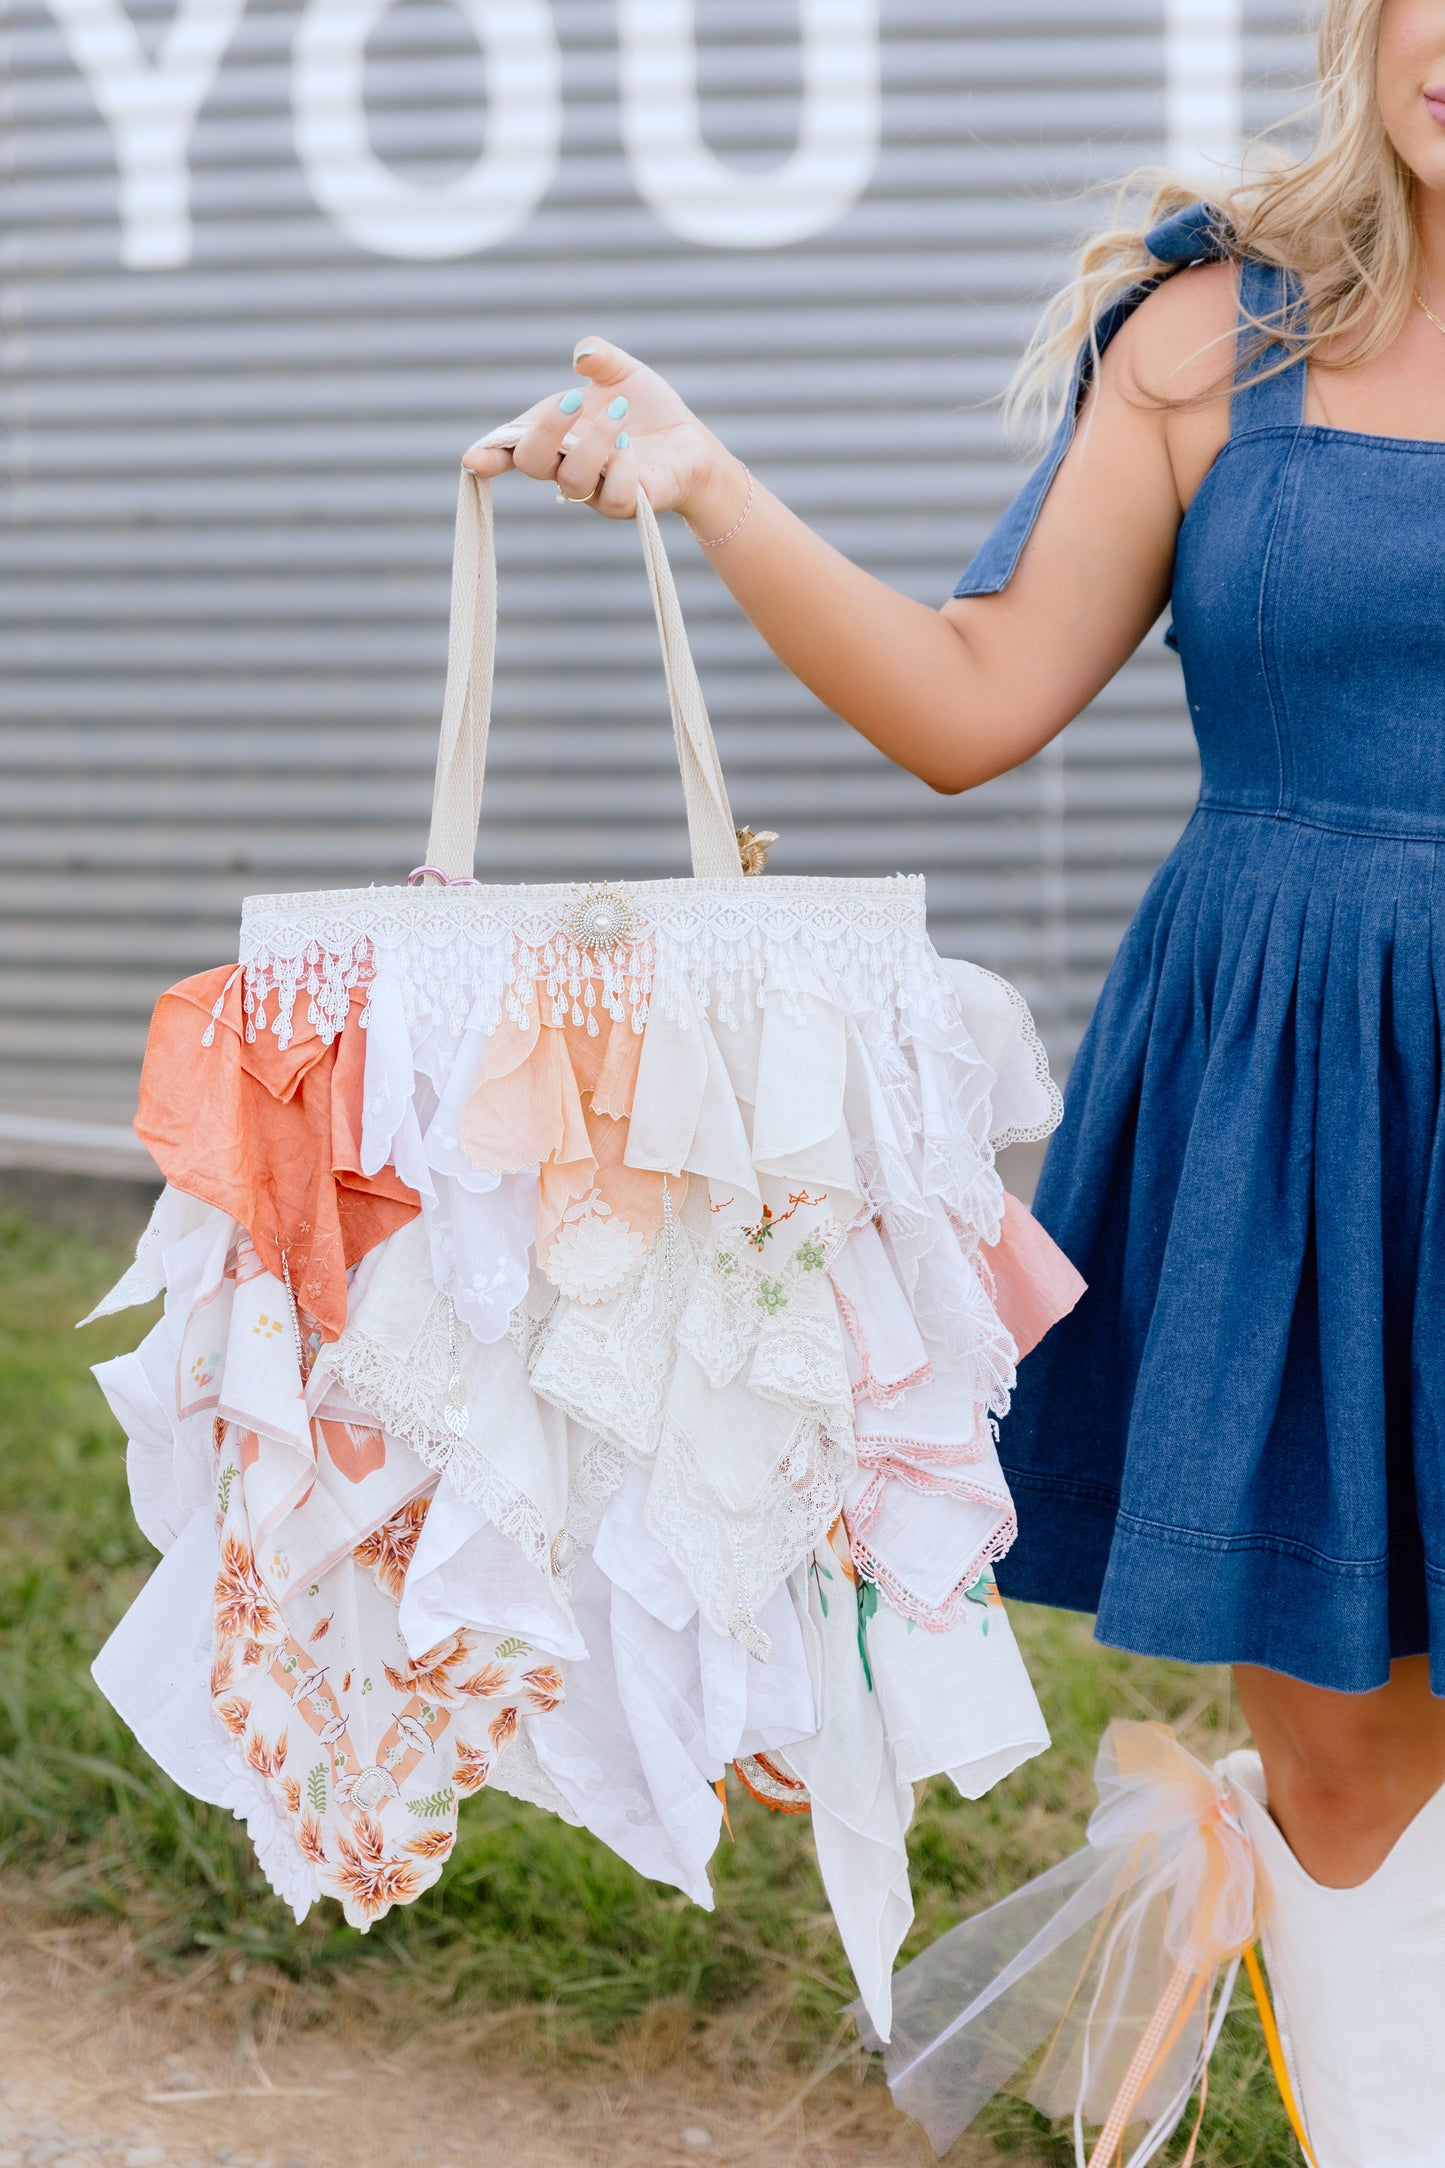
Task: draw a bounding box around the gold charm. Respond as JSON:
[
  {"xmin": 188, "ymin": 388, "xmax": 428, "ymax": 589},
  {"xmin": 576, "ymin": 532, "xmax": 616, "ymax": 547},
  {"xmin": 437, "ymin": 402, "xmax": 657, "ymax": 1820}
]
[{"xmin": 735, "ymin": 826, "xmax": 779, "ymax": 876}]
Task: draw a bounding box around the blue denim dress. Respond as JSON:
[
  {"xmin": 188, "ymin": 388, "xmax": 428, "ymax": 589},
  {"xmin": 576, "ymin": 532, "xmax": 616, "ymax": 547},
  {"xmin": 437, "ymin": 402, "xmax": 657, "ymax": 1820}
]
[{"xmin": 960, "ymin": 205, "xmax": 1445, "ymax": 1694}]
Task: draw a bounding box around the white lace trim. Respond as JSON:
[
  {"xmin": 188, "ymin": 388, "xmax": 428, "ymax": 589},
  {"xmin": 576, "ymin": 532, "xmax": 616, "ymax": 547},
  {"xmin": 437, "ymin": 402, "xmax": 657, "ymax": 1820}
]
[
  {"xmin": 970, "ymin": 965, "xmax": 1065, "ymax": 1149},
  {"xmin": 237, "ymin": 875, "xmax": 941, "ymax": 1046}
]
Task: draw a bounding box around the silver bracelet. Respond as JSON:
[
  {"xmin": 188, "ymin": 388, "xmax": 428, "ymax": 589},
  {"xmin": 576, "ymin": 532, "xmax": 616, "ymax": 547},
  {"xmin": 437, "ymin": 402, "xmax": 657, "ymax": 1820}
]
[{"xmin": 694, "ymin": 465, "xmax": 756, "ymax": 550}]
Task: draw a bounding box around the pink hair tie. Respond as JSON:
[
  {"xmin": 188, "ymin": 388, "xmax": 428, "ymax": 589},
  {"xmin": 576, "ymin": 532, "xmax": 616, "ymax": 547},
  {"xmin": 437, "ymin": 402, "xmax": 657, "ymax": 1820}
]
[{"xmin": 408, "ymin": 865, "xmax": 482, "ymax": 887}]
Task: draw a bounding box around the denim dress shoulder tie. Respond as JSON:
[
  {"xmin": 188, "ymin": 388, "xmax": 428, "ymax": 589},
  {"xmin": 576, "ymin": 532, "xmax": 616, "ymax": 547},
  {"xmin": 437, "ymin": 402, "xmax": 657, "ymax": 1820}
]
[{"xmin": 968, "ymin": 204, "xmax": 1445, "ymax": 1694}]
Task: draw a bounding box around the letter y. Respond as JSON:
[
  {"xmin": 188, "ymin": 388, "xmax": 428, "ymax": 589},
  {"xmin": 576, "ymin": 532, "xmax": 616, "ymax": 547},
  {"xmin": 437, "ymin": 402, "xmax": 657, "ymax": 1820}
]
[{"xmin": 46, "ymin": 0, "xmax": 247, "ymax": 268}]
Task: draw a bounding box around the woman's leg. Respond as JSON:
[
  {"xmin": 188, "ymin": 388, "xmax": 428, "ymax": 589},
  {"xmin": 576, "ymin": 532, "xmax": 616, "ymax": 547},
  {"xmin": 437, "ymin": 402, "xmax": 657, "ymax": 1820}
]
[{"xmin": 1234, "ymin": 1657, "xmax": 1445, "ymax": 1886}]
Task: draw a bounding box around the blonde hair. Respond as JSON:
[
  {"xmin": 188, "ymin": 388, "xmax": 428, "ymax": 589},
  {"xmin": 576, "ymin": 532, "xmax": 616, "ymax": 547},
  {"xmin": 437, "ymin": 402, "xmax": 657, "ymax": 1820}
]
[{"xmin": 1008, "ymin": 0, "xmax": 1418, "ymax": 442}]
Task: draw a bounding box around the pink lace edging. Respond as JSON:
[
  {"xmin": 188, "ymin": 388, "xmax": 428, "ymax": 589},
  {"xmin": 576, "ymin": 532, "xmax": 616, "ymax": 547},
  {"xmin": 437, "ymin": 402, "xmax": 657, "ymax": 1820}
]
[
  {"xmin": 843, "ymin": 1494, "xmax": 1019, "ymax": 1635},
  {"xmin": 831, "ymin": 1275, "xmax": 936, "ymax": 1410},
  {"xmin": 851, "ymin": 1422, "xmax": 993, "ymax": 1472}
]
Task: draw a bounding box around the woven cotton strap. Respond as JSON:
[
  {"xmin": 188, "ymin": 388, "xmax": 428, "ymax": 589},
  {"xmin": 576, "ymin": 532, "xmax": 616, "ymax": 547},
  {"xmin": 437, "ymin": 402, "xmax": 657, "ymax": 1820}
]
[{"xmin": 425, "ymin": 424, "xmax": 744, "ymax": 881}]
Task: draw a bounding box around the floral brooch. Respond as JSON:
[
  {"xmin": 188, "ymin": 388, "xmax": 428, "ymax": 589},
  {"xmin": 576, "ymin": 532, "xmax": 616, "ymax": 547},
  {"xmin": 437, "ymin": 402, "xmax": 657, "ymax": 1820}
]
[{"xmin": 562, "ymin": 881, "xmax": 637, "ymax": 954}]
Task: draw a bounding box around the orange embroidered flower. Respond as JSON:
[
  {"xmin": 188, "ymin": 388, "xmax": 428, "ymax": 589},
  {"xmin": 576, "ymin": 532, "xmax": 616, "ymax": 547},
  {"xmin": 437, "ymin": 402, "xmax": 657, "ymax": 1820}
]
[
  {"xmin": 404, "ymin": 1828, "xmax": 455, "ymax": 1860},
  {"xmin": 214, "ymin": 1695, "xmax": 251, "ymax": 1739},
  {"xmin": 297, "ymin": 1814, "xmax": 327, "ymax": 1866},
  {"xmin": 453, "ymin": 1741, "xmax": 492, "ymax": 1795},
  {"xmin": 213, "ymin": 1535, "xmax": 284, "ymax": 1646},
  {"xmin": 520, "ymin": 1664, "xmax": 563, "ymax": 1712},
  {"xmin": 326, "ymin": 1814, "xmax": 424, "ymax": 1919},
  {"xmin": 210, "ymin": 1647, "xmax": 236, "ymax": 1701},
  {"xmin": 243, "ymin": 1728, "xmax": 289, "ymax": 1780},
  {"xmin": 352, "ymin": 1496, "xmax": 430, "ymax": 1602},
  {"xmin": 487, "ymin": 1707, "xmax": 519, "ymax": 1751},
  {"xmin": 278, "ymin": 1776, "xmax": 302, "ymax": 1816}
]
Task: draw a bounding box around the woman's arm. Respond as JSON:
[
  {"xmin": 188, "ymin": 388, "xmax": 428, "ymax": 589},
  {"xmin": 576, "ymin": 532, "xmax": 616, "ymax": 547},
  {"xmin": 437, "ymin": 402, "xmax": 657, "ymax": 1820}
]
[{"xmin": 464, "ymin": 265, "xmax": 1235, "ymax": 796}]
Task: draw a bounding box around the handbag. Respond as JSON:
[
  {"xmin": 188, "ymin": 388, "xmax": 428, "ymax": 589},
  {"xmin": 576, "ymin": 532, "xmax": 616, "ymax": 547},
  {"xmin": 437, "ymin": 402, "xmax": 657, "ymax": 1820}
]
[{"xmin": 87, "ymin": 437, "xmax": 1081, "ymax": 2036}]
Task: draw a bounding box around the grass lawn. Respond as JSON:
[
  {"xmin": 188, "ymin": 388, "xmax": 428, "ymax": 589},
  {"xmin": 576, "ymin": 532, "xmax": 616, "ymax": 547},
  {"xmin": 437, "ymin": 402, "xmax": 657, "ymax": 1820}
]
[{"xmin": 0, "ymin": 1193, "xmax": 1300, "ymax": 2165}]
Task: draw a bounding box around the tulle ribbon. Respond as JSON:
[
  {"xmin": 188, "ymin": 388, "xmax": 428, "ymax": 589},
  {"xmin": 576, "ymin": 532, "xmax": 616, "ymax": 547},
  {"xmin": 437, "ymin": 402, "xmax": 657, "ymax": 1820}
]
[{"xmin": 862, "ymin": 1721, "xmax": 1258, "ymax": 2165}]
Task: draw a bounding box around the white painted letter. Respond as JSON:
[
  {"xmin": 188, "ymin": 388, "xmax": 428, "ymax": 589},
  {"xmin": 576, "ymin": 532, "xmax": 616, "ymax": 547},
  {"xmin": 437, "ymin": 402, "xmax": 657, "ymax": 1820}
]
[
  {"xmin": 1166, "ymin": 0, "xmax": 1243, "ymax": 179},
  {"xmin": 46, "ymin": 0, "xmax": 246, "ymax": 269},
  {"xmin": 619, "ymin": 0, "xmax": 880, "ymax": 250},
  {"xmin": 292, "ymin": 0, "xmax": 560, "ymax": 260}
]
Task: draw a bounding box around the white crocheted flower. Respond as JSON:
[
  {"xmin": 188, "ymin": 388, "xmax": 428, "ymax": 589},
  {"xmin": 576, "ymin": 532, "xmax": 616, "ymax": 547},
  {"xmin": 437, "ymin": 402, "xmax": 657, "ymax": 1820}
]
[{"xmin": 544, "ymin": 1205, "xmax": 648, "ymax": 1305}]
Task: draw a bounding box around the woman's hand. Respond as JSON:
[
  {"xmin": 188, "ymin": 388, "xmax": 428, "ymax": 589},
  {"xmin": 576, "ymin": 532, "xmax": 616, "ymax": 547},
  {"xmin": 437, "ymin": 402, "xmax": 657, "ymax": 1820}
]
[
  {"xmin": 463, "ymin": 334, "xmax": 750, "ymax": 537},
  {"xmin": 457, "ymin": 282, "xmax": 1205, "ymax": 797}
]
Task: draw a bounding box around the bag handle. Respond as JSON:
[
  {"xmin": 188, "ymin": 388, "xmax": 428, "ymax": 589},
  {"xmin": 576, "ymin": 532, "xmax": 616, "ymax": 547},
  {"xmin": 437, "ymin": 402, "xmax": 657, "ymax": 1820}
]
[{"xmin": 424, "ymin": 423, "xmax": 744, "ymax": 883}]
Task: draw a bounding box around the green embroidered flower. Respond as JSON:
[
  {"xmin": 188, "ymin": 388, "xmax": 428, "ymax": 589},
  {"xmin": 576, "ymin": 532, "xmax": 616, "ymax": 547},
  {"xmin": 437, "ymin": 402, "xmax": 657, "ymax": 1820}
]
[
  {"xmin": 794, "ymin": 1238, "xmax": 826, "ymax": 1272},
  {"xmin": 714, "ymin": 1248, "xmax": 738, "ymax": 1277},
  {"xmin": 756, "ymin": 1277, "xmax": 789, "ymax": 1315}
]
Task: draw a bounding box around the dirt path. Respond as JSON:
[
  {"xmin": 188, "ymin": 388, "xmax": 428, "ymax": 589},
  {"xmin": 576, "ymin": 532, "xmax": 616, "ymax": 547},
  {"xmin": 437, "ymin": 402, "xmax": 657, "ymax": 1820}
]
[{"xmin": 0, "ymin": 1925, "xmax": 966, "ymax": 2168}]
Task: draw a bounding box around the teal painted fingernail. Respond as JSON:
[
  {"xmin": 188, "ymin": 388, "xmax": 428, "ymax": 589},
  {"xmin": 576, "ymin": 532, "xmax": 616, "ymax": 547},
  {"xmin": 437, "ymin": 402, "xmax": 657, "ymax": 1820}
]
[
  {"xmin": 573, "ymin": 343, "xmax": 598, "ymax": 362},
  {"xmin": 614, "ymin": 431, "xmax": 630, "ymax": 450},
  {"xmin": 607, "ymin": 395, "xmax": 629, "ymax": 420},
  {"xmin": 559, "ymin": 389, "xmax": 583, "ymax": 414}
]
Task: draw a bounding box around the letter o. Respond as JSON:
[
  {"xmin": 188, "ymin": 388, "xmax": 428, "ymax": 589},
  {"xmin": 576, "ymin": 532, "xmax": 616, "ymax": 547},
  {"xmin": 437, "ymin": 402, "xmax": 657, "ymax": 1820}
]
[
  {"xmin": 619, "ymin": 0, "xmax": 880, "ymax": 251},
  {"xmin": 293, "ymin": 0, "xmax": 561, "ymax": 260}
]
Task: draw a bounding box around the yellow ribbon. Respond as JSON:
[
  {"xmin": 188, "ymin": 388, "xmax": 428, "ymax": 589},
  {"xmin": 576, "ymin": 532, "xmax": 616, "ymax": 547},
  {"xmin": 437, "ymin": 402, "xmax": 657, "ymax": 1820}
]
[{"xmin": 1243, "ymin": 1943, "xmax": 1320, "ymax": 2166}]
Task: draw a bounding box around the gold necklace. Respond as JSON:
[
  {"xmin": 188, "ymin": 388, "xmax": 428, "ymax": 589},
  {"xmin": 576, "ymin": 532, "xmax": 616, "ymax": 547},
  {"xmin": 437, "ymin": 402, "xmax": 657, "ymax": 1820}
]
[{"xmin": 1414, "ymin": 288, "xmax": 1445, "ymax": 338}]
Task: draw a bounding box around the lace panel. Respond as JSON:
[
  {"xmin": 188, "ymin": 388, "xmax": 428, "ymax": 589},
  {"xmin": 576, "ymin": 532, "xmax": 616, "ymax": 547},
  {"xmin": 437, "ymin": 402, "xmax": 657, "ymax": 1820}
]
[
  {"xmin": 238, "ymin": 876, "xmax": 941, "ymax": 1047},
  {"xmin": 647, "ymin": 1410, "xmax": 855, "ymax": 1662},
  {"xmin": 526, "ymin": 1226, "xmax": 697, "ymax": 1461}
]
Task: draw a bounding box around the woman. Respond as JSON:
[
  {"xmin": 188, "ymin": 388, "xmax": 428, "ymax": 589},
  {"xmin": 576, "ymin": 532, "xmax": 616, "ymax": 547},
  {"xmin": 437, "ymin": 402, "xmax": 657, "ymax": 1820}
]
[{"xmin": 467, "ymin": 0, "xmax": 1445, "ymax": 2154}]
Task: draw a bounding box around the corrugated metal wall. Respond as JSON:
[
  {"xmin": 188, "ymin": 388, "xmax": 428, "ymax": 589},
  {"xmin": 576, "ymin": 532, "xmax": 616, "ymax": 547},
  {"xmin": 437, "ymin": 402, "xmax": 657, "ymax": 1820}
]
[{"xmin": 0, "ymin": 0, "xmax": 1310, "ymax": 1142}]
